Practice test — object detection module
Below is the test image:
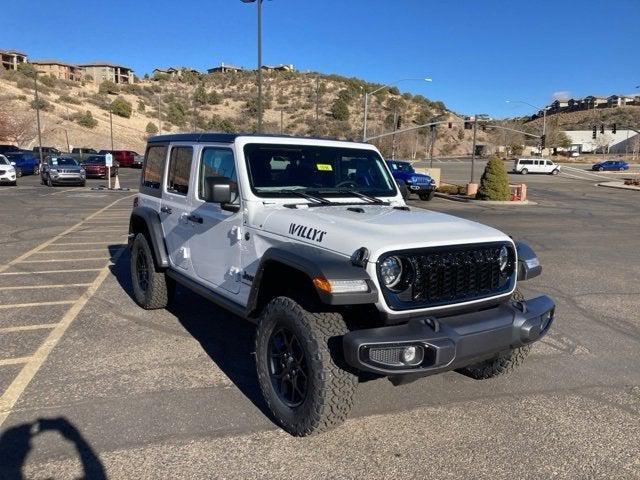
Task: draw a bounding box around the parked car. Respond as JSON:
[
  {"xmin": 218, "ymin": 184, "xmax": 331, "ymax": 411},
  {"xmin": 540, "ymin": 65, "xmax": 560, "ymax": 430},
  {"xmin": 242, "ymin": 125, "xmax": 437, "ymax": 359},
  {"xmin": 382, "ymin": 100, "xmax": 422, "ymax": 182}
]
[
  {"xmin": 98, "ymin": 150, "xmax": 137, "ymax": 168},
  {"xmin": 0, "ymin": 154, "xmax": 17, "ymax": 186},
  {"xmin": 513, "ymin": 158, "xmax": 560, "ymax": 175},
  {"xmin": 68, "ymin": 147, "xmax": 99, "ymax": 163},
  {"xmin": 4, "ymin": 151, "xmax": 41, "ymax": 177},
  {"xmin": 81, "ymin": 155, "xmax": 118, "ymax": 178},
  {"xmin": 33, "ymin": 146, "xmax": 62, "ymax": 158},
  {"xmin": 0, "ymin": 144, "xmax": 19, "ymax": 154},
  {"xmin": 132, "ymin": 153, "xmax": 144, "ymax": 168},
  {"xmin": 40, "ymin": 156, "xmax": 86, "ymax": 187},
  {"xmin": 591, "ymin": 160, "xmax": 629, "ymax": 171},
  {"xmin": 386, "ymin": 160, "xmax": 436, "ymax": 200}
]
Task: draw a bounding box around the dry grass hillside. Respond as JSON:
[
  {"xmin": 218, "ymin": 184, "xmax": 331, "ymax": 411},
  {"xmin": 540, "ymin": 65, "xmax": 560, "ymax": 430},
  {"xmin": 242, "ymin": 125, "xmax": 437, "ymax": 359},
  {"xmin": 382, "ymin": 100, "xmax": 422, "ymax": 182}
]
[
  {"xmin": 0, "ymin": 67, "xmax": 477, "ymax": 158},
  {"xmin": 523, "ymin": 106, "xmax": 640, "ymax": 133}
]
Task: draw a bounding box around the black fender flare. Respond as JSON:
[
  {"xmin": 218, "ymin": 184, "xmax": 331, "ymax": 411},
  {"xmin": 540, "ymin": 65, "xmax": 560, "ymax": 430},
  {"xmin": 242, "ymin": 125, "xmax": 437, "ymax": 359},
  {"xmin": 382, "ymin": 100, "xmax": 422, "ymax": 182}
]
[
  {"xmin": 128, "ymin": 206, "xmax": 169, "ymax": 269},
  {"xmin": 246, "ymin": 244, "xmax": 378, "ymax": 315}
]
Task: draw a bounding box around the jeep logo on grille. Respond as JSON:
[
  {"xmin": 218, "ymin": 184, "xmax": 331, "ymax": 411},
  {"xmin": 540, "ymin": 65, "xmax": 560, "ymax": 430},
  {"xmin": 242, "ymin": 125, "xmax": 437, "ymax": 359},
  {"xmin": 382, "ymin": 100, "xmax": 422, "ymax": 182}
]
[{"xmin": 289, "ymin": 223, "xmax": 327, "ymax": 243}]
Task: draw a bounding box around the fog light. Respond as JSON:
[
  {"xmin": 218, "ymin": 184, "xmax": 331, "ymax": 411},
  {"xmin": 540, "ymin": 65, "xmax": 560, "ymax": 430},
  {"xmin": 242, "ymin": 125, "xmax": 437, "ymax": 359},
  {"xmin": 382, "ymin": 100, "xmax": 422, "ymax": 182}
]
[{"xmin": 401, "ymin": 345, "xmax": 424, "ymax": 366}]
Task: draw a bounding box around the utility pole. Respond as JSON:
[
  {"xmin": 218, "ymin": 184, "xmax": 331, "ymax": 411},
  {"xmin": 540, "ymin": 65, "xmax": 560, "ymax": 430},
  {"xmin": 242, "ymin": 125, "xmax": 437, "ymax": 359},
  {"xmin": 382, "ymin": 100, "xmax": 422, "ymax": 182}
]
[
  {"xmin": 470, "ymin": 118, "xmax": 478, "ymax": 183},
  {"xmin": 280, "ymin": 109, "xmax": 284, "ymax": 134},
  {"xmin": 157, "ymin": 95, "xmax": 162, "ymax": 134},
  {"xmin": 315, "ymin": 76, "xmax": 320, "ymax": 135},
  {"xmin": 109, "ymin": 106, "xmax": 114, "ymax": 150},
  {"xmin": 391, "ymin": 108, "xmax": 398, "ymax": 160},
  {"xmin": 33, "ymin": 73, "xmax": 44, "ymax": 165},
  {"xmin": 256, "ymin": 0, "xmax": 263, "ymax": 133},
  {"xmin": 430, "ymin": 126, "xmax": 437, "ymax": 168}
]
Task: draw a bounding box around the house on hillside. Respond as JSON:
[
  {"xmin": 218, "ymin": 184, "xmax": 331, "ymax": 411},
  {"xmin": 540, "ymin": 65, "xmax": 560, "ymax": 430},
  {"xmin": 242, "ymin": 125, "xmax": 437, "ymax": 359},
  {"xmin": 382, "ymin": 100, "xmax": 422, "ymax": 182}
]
[
  {"xmin": 79, "ymin": 62, "xmax": 134, "ymax": 84},
  {"xmin": 153, "ymin": 66, "xmax": 200, "ymax": 79},
  {"xmin": 607, "ymin": 95, "xmax": 635, "ymax": 108},
  {"xmin": 549, "ymin": 99, "xmax": 569, "ymax": 112},
  {"xmin": 261, "ymin": 64, "xmax": 295, "ymax": 72},
  {"xmin": 582, "ymin": 96, "xmax": 608, "ymax": 109},
  {"xmin": 0, "ymin": 49, "xmax": 28, "ymax": 70},
  {"xmin": 207, "ymin": 63, "xmax": 244, "ymax": 73},
  {"xmin": 31, "ymin": 59, "xmax": 83, "ymax": 82}
]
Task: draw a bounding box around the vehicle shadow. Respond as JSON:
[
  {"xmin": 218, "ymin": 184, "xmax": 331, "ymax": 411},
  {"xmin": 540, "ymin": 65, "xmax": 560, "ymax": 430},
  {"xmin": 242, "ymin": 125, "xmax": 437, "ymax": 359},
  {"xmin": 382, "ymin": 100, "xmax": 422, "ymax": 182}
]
[
  {"xmin": 0, "ymin": 417, "xmax": 106, "ymax": 480},
  {"xmin": 108, "ymin": 246, "xmax": 274, "ymax": 425}
]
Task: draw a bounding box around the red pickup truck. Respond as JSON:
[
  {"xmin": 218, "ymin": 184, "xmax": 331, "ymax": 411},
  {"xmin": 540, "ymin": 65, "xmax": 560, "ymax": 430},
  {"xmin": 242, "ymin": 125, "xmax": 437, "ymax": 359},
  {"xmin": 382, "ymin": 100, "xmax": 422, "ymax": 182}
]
[{"xmin": 98, "ymin": 150, "xmax": 140, "ymax": 168}]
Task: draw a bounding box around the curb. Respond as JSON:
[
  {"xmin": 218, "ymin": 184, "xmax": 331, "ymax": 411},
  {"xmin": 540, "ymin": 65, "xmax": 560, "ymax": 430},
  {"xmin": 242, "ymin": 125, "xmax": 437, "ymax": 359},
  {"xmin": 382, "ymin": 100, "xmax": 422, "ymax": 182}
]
[
  {"xmin": 434, "ymin": 193, "xmax": 536, "ymax": 205},
  {"xmin": 596, "ymin": 182, "xmax": 640, "ymax": 192}
]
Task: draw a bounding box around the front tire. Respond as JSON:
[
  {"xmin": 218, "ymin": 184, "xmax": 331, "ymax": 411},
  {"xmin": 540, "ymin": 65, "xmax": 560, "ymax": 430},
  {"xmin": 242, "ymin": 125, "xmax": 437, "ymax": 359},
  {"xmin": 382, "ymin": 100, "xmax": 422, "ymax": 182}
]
[
  {"xmin": 15, "ymin": 168, "xmax": 22, "ymax": 178},
  {"xmin": 130, "ymin": 233, "xmax": 174, "ymax": 309},
  {"xmin": 551, "ymin": 169, "xmax": 559, "ymax": 175},
  {"xmin": 599, "ymin": 167, "xmax": 604, "ymax": 171},
  {"xmin": 419, "ymin": 190, "xmax": 435, "ymax": 201},
  {"xmin": 255, "ymin": 296, "xmax": 357, "ymax": 436},
  {"xmin": 520, "ymin": 168, "xmax": 528, "ymax": 175}
]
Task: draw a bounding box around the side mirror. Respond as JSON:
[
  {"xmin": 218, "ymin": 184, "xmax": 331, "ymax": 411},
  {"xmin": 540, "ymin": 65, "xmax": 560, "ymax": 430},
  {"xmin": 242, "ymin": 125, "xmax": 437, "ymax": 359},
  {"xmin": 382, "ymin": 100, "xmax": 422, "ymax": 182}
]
[
  {"xmin": 203, "ymin": 177, "xmax": 239, "ymax": 211},
  {"xmin": 516, "ymin": 241, "xmax": 542, "ymax": 281},
  {"xmin": 10, "ymin": 162, "xmax": 16, "ymax": 166}
]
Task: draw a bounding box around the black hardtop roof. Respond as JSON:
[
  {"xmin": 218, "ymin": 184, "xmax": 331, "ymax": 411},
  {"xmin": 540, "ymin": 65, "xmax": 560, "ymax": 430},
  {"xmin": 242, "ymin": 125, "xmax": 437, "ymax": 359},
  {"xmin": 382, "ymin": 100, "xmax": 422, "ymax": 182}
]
[{"xmin": 146, "ymin": 132, "xmax": 357, "ymax": 144}]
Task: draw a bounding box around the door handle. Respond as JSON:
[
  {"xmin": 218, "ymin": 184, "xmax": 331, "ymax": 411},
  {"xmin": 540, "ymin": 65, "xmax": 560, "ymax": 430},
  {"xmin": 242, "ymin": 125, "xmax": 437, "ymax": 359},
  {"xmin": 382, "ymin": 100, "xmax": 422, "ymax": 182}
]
[
  {"xmin": 187, "ymin": 214, "xmax": 203, "ymax": 224},
  {"xmin": 160, "ymin": 206, "xmax": 172, "ymax": 214}
]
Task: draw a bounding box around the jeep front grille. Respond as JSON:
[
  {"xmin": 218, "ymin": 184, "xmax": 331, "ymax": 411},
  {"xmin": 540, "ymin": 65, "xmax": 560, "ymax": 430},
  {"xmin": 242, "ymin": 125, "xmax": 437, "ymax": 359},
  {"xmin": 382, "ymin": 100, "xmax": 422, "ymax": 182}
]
[{"xmin": 378, "ymin": 242, "xmax": 516, "ymax": 311}]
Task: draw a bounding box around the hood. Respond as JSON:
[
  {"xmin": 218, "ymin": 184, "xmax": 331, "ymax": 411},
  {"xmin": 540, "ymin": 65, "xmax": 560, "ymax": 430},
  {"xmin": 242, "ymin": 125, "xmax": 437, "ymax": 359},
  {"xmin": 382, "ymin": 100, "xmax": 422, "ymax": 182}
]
[
  {"xmin": 259, "ymin": 204, "xmax": 511, "ymax": 261},
  {"xmin": 393, "ymin": 171, "xmax": 432, "ymax": 181}
]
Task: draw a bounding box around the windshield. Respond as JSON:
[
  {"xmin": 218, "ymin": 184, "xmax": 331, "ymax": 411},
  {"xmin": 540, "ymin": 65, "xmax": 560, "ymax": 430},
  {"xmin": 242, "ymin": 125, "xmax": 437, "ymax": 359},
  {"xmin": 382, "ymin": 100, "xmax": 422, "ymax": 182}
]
[
  {"xmin": 83, "ymin": 156, "xmax": 105, "ymax": 164},
  {"xmin": 244, "ymin": 144, "xmax": 396, "ymax": 198},
  {"xmin": 388, "ymin": 161, "xmax": 415, "ymax": 174},
  {"xmin": 50, "ymin": 157, "xmax": 78, "ymax": 166},
  {"xmin": 0, "ymin": 156, "xmax": 9, "ymax": 165}
]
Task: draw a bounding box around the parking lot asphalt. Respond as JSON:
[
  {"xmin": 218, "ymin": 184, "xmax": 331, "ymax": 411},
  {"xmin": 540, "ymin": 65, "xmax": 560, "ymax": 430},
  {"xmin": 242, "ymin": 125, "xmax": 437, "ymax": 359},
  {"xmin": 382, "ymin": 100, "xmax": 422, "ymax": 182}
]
[{"xmin": 0, "ymin": 166, "xmax": 639, "ymax": 479}]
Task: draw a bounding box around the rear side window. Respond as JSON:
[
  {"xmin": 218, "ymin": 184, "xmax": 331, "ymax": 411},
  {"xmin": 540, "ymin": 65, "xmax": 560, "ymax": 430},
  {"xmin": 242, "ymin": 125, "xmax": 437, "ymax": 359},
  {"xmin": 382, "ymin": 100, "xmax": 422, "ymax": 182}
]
[
  {"xmin": 166, "ymin": 147, "xmax": 193, "ymax": 195},
  {"xmin": 520, "ymin": 160, "xmax": 533, "ymax": 165},
  {"xmin": 142, "ymin": 145, "xmax": 167, "ymax": 190},
  {"xmin": 198, "ymin": 147, "xmax": 237, "ymax": 201}
]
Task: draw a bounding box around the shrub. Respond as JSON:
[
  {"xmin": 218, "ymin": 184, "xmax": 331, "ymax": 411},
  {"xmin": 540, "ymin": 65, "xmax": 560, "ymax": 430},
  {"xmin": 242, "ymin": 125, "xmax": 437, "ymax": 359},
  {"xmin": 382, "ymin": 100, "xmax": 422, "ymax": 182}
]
[
  {"xmin": 38, "ymin": 75, "xmax": 57, "ymax": 88},
  {"xmin": 30, "ymin": 98, "xmax": 53, "ymax": 111},
  {"xmin": 207, "ymin": 91, "xmax": 221, "ymax": 105},
  {"xmin": 17, "ymin": 63, "xmax": 36, "ymax": 78},
  {"xmin": 75, "ymin": 110, "xmax": 98, "ymax": 129},
  {"xmin": 166, "ymin": 101, "xmax": 188, "ymax": 126},
  {"xmin": 145, "ymin": 122, "xmax": 158, "ymax": 134},
  {"xmin": 99, "ymin": 80, "xmax": 119, "ymax": 95},
  {"xmin": 476, "ymin": 158, "xmax": 511, "ymax": 201},
  {"xmin": 137, "ymin": 99, "xmax": 146, "ymax": 112},
  {"xmin": 58, "ymin": 94, "xmax": 81, "ymax": 105},
  {"xmin": 110, "ymin": 97, "xmax": 133, "ymax": 118},
  {"xmin": 16, "ymin": 77, "xmax": 34, "ymax": 91},
  {"xmin": 331, "ymin": 98, "xmax": 350, "ymax": 121}
]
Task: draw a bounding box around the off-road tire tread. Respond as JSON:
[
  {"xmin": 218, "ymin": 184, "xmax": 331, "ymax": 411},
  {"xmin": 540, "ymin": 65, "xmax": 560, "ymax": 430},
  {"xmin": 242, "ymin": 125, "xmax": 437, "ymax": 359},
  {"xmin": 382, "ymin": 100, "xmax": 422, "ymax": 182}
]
[
  {"xmin": 255, "ymin": 296, "xmax": 357, "ymax": 436},
  {"xmin": 130, "ymin": 233, "xmax": 173, "ymax": 310}
]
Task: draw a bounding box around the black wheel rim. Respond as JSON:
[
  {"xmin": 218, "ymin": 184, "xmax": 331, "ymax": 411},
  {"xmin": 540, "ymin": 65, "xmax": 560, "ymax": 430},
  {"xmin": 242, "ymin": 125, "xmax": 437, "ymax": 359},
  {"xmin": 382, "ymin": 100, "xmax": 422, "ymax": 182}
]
[
  {"xmin": 268, "ymin": 327, "xmax": 309, "ymax": 408},
  {"xmin": 136, "ymin": 250, "xmax": 149, "ymax": 292}
]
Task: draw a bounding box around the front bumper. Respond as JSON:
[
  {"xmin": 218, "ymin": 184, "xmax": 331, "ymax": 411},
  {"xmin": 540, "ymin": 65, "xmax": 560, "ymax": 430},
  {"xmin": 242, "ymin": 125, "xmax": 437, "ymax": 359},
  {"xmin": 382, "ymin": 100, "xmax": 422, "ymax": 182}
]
[
  {"xmin": 51, "ymin": 174, "xmax": 85, "ymax": 184},
  {"xmin": 0, "ymin": 174, "xmax": 17, "ymax": 183},
  {"xmin": 407, "ymin": 183, "xmax": 436, "ymax": 193},
  {"xmin": 343, "ymin": 295, "xmax": 555, "ymax": 376}
]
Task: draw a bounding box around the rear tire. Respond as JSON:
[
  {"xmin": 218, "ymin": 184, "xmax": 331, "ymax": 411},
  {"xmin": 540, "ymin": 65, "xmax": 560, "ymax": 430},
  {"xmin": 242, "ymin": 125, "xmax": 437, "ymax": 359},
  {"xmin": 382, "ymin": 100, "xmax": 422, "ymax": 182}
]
[
  {"xmin": 255, "ymin": 296, "xmax": 357, "ymax": 436},
  {"xmin": 130, "ymin": 233, "xmax": 174, "ymax": 309}
]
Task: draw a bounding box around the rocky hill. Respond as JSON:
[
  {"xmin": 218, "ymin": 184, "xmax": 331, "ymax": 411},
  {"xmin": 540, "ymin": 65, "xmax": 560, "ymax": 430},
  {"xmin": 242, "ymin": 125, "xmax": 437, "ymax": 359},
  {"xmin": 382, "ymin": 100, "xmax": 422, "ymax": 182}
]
[{"xmin": 0, "ymin": 67, "xmax": 475, "ymax": 158}]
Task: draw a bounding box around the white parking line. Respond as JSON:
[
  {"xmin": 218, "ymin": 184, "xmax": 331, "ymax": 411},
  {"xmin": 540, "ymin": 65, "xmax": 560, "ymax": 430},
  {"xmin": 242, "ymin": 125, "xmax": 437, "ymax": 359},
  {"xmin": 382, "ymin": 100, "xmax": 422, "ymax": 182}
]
[
  {"xmin": 0, "ymin": 324, "xmax": 57, "ymax": 334},
  {"xmin": 0, "ymin": 357, "xmax": 32, "ymax": 367},
  {"xmin": 0, "ymin": 245, "xmax": 128, "ymax": 427},
  {"xmin": 51, "ymin": 242, "xmax": 124, "ymax": 246},
  {"xmin": 0, "ymin": 300, "xmax": 76, "ymax": 310},
  {"xmin": 1, "ymin": 283, "xmax": 92, "ymax": 290},
  {"xmin": 36, "ymin": 249, "xmax": 107, "ymax": 254},
  {"xmin": 0, "ymin": 268, "xmax": 103, "ymax": 275},
  {"xmin": 0, "ymin": 195, "xmax": 134, "ymax": 274},
  {"xmin": 19, "ymin": 257, "xmax": 110, "ymax": 263}
]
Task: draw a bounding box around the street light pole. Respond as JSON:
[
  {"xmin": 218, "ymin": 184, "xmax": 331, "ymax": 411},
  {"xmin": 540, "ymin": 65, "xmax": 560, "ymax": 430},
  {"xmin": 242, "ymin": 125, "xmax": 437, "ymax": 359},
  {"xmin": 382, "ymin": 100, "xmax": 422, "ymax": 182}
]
[
  {"xmin": 506, "ymin": 99, "xmax": 547, "ymax": 152},
  {"xmin": 362, "ymin": 77, "xmax": 432, "ymax": 142},
  {"xmin": 242, "ymin": 0, "xmax": 264, "ymax": 133},
  {"xmin": 109, "ymin": 106, "xmax": 114, "ymax": 151},
  {"xmin": 33, "ymin": 72, "xmax": 44, "ymax": 165},
  {"xmin": 471, "ymin": 118, "xmax": 478, "ymax": 183}
]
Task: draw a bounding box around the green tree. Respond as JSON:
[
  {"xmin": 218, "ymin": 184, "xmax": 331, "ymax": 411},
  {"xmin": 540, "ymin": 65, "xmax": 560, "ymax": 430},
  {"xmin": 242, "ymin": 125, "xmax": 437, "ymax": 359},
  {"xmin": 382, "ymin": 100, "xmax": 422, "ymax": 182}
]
[
  {"xmin": 110, "ymin": 97, "xmax": 133, "ymax": 118},
  {"xmin": 166, "ymin": 101, "xmax": 188, "ymax": 126},
  {"xmin": 207, "ymin": 91, "xmax": 222, "ymax": 105},
  {"xmin": 17, "ymin": 63, "xmax": 37, "ymax": 78},
  {"xmin": 476, "ymin": 157, "xmax": 511, "ymax": 201},
  {"xmin": 145, "ymin": 121, "xmax": 158, "ymax": 135},
  {"xmin": 331, "ymin": 98, "xmax": 350, "ymax": 121},
  {"xmin": 193, "ymin": 84, "xmax": 207, "ymax": 106},
  {"xmin": 99, "ymin": 80, "xmax": 119, "ymax": 94},
  {"xmin": 76, "ymin": 110, "xmax": 98, "ymax": 129},
  {"xmin": 137, "ymin": 99, "xmax": 146, "ymax": 112}
]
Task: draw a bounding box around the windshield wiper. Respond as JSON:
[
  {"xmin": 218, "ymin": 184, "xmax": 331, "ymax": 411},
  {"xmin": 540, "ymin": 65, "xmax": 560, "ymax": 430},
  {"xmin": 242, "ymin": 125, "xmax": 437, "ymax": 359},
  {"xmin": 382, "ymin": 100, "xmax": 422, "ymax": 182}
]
[
  {"xmin": 331, "ymin": 189, "xmax": 388, "ymax": 204},
  {"xmin": 269, "ymin": 189, "xmax": 331, "ymax": 204}
]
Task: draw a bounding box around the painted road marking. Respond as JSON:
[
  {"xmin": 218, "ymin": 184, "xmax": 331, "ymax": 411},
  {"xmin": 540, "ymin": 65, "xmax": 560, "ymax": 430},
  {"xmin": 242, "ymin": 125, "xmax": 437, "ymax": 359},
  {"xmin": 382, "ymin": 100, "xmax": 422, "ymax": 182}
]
[
  {"xmin": 52, "ymin": 241, "xmax": 125, "ymax": 246},
  {"xmin": 0, "ymin": 301, "xmax": 76, "ymax": 310},
  {"xmin": 0, "ymin": 268, "xmax": 102, "ymax": 276},
  {"xmin": 19, "ymin": 257, "xmax": 111, "ymax": 263},
  {"xmin": 0, "ymin": 357, "xmax": 32, "ymax": 367},
  {"xmin": 0, "ymin": 324, "xmax": 57, "ymax": 334},
  {"xmin": 0, "ymin": 245, "xmax": 128, "ymax": 427},
  {"xmin": 0, "ymin": 195, "xmax": 133, "ymax": 275},
  {"xmin": 34, "ymin": 249, "xmax": 107, "ymax": 254},
  {"xmin": 1, "ymin": 284, "xmax": 92, "ymax": 291}
]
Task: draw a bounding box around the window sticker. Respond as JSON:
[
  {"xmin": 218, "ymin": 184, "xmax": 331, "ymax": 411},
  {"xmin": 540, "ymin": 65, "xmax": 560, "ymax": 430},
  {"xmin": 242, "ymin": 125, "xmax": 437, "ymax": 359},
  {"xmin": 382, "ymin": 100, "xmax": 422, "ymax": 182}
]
[{"xmin": 316, "ymin": 163, "xmax": 332, "ymax": 171}]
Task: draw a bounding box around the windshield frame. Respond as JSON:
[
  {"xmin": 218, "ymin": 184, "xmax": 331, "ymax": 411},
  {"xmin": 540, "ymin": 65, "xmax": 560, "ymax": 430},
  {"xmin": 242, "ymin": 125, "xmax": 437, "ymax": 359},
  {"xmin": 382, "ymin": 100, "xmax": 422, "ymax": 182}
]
[
  {"xmin": 243, "ymin": 142, "xmax": 398, "ymax": 200},
  {"xmin": 49, "ymin": 157, "xmax": 79, "ymax": 166}
]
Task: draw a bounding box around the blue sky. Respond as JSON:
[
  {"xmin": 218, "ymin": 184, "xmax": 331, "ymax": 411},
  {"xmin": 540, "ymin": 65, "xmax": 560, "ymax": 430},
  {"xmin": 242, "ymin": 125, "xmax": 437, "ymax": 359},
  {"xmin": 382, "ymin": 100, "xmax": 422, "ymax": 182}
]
[{"xmin": 2, "ymin": 0, "xmax": 638, "ymax": 117}]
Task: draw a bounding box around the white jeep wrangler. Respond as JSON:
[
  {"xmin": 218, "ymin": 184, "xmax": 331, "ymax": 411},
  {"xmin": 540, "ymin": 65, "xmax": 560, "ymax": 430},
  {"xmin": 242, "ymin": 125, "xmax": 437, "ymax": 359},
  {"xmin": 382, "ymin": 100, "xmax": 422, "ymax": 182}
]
[{"xmin": 128, "ymin": 133, "xmax": 555, "ymax": 436}]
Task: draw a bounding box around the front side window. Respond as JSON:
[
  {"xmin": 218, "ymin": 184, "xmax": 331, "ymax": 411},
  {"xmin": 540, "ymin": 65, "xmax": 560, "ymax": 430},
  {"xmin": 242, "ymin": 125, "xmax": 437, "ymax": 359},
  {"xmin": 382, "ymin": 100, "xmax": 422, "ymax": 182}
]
[
  {"xmin": 142, "ymin": 145, "xmax": 167, "ymax": 189},
  {"xmin": 198, "ymin": 147, "xmax": 238, "ymax": 202},
  {"xmin": 166, "ymin": 146, "xmax": 193, "ymax": 195},
  {"xmin": 394, "ymin": 162, "xmax": 415, "ymax": 173},
  {"xmin": 244, "ymin": 144, "xmax": 396, "ymax": 198}
]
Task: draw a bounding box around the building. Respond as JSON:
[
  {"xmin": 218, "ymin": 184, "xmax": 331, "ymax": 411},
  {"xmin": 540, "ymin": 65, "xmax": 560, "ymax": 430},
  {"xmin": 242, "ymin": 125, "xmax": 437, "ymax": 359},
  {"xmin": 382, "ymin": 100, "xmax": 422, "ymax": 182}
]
[
  {"xmin": 0, "ymin": 49, "xmax": 28, "ymax": 70},
  {"xmin": 207, "ymin": 63, "xmax": 244, "ymax": 73},
  {"xmin": 563, "ymin": 130, "xmax": 639, "ymax": 154},
  {"xmin": 261, "ymin": 64, "xmax": 295, "ymax": 72},
  {"xmin": 607, "ymin": 95, "xmax": 635, "ymax": 108},
  {"xmin": 153, "ymin": 66, "xmax": 200, "ymax": 79},
  {"xmin": 79, "ymin": 62, "xmax": 134, "ymax": 84},
  {"xmin": 31, "ymin": 59, "xmax": 83, "ymax": 82}
]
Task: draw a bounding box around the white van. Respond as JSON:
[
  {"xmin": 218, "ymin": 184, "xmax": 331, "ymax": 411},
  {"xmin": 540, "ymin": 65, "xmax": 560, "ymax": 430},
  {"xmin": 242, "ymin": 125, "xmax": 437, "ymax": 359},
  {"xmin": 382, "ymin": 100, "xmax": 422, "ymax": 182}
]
[{"xmin": 513, "ymin": 158, "xmax": 561, "ymax": 175}]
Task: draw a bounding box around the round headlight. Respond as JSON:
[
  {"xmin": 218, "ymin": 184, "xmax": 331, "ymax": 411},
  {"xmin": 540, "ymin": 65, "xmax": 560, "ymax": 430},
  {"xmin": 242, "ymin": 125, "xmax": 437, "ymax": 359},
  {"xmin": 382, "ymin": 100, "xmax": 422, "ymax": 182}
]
[
  {"xmin": 499, "ymin": 246, "xmax": 509, "ymax": 272},
  {"xmin": 380, "ymin": 256, "xmax": 402, "ymax": 288}
]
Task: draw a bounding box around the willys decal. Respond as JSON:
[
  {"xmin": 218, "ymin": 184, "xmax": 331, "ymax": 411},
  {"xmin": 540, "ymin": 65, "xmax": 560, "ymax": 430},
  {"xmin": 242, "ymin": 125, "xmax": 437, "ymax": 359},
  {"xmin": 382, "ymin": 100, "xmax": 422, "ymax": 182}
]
[{"xmin": 288, "ymin": 223, "xmax": 327, "ymax": 243}]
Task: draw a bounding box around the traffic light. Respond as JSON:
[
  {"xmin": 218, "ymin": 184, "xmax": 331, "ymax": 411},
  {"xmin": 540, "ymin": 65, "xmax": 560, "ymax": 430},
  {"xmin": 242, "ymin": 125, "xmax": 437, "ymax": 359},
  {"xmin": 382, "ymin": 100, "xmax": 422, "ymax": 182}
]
[
  {"xmin": 396, "ymin": 116, "xmax": 402, "ymax": 129},
  {"xmin": 612, "ymin": 123, "xmax": 617, "ymax": 134},
  {"xmin": 600, "ymin": 124, "xmax": 604, "ymax": 134},
  {"xmin": 540, "ymin": 134, "xmax": 546, "ymax": 148},
  {"xmin": 592, "ymin": 126, "xmax": 597, "ymax": 139},
  {"xmin": 448, "ymin": 122, "xmax": 452, "ymax": 129}
]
